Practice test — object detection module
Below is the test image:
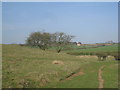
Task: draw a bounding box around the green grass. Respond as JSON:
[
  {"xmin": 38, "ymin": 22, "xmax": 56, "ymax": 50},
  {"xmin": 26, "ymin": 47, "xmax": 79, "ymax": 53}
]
[
  {"xmin": 66, "ymin": 44, "xmax": 118, "ymax": 56},
  {"xmin": 69, "ymin": 45, "xmax": 95, "ymax": 49},
  {"xmin": 69, "ymin": 44, "xmax": 118, "ymax": 52},
  {"xmin": 44, "ymin": 59, "xmax": 118, "ymax": 88},
  {"xmin": 2, "ymin": 44, "xmax": 118, "ymax": 88},
  {"xmin": 102, "ymin": 62, "xmax": 118, "ymax": 88}
]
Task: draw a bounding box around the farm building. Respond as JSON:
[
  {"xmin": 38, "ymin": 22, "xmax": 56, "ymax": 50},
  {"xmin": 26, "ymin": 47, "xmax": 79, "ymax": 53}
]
[{"xmin": 77, "ymin": 42, "xmax": 82, "ymax": 46}]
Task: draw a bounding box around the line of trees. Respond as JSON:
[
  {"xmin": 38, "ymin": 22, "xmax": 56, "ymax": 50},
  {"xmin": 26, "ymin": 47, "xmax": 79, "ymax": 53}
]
[{"xmin": 26, "ymin": 31, "xmax": 74, "ymax": 53}]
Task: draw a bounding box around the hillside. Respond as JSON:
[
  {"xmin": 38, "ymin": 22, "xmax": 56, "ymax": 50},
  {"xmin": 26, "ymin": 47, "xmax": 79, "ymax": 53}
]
[{"xmin": 2, "ymin": 44, "xmax": 118, "ymax": 88}]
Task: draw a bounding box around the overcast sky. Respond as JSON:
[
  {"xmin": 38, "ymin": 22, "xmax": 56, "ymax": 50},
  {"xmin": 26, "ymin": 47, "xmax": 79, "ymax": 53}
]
[{"xmin": 2, "ymin": 2, "xmax": 118, "ymax": 44}]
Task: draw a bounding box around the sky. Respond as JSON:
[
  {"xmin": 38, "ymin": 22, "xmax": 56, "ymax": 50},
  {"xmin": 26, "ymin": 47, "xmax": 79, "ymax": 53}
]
[
  {"xmin": 2, "ymin": 2, "xmax": 118, "ymax": 44},
  {"xmin": 0, "ymin": 2, "xmax": 2, "ymax": 44}
]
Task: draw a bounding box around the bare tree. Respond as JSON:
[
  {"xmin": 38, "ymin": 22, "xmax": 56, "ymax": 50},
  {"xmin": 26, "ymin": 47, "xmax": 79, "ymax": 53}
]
[{"xmin": 51, "ymin": 32, "xmax": 74, "ymax": 53}]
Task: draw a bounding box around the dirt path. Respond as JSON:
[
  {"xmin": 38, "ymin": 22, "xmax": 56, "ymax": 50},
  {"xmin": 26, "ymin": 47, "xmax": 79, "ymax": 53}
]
[
  {"xmin": 98, "ymin": 66, "xmax": 105, "ymax": 89},
  {"xmin": 60, "ymin": 66, "xmax": 105, "ymax": 89}
]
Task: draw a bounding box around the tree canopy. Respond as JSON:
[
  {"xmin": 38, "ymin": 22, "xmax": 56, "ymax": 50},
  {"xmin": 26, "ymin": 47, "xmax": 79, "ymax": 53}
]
[{"xmin": 26, "ymin": 31, "xmax": 74, "ymax": 52}]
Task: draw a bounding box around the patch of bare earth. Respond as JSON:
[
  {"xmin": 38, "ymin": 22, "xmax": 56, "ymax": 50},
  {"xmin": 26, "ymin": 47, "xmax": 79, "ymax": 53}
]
[
  {"xmin": 61, "ymin": 70, "xmax": 84, "ymax": 81},
  {"xmin": 52, "ymin": 60, "xmax": 64, "ymax": 65},
  {"xmin": 76, "ymin": 55, "xmax": 98, "ymax": 59},
  {"xmin": 68, "ymin": 72, "xmax": 84, "ymax": 79},
  {"xmin": 107, "ymin": 56, "xmax": 115, "ymax": 58},
  {"xmin": 98, "ymin": 66, "xmax": 104, "ymax": 89}
]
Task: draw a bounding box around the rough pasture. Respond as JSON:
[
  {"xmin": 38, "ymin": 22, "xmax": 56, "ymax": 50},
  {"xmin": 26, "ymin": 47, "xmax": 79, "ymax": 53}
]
[{"xmin": 2, "ymin": 44, "xmax": 118, "ymax": 88}]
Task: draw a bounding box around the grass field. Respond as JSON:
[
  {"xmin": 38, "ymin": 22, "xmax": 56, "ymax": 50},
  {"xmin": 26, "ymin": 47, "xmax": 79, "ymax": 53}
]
[
  {"xmin": 66, "ymin": 44, "xmax": 118, "ymax": 53},
  {"xmin": 2, "ymin": 44, "xmax": 119, "ymax": 88},
  {"xmin": 66, "ymin": 44, "xmax": 119, "ymax": 57}
]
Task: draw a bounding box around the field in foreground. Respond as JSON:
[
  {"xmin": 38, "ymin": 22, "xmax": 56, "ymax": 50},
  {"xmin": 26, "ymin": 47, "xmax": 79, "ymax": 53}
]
[{"xmin": 2, "ymin": 44, "xmax": 118, "ymax": 88}]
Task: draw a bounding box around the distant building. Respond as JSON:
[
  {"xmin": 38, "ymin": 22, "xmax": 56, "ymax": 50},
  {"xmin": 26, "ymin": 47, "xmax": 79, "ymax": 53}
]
[{"xmin": 77, "ymin": 42, "xmax": 82, "ymax": 46}]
